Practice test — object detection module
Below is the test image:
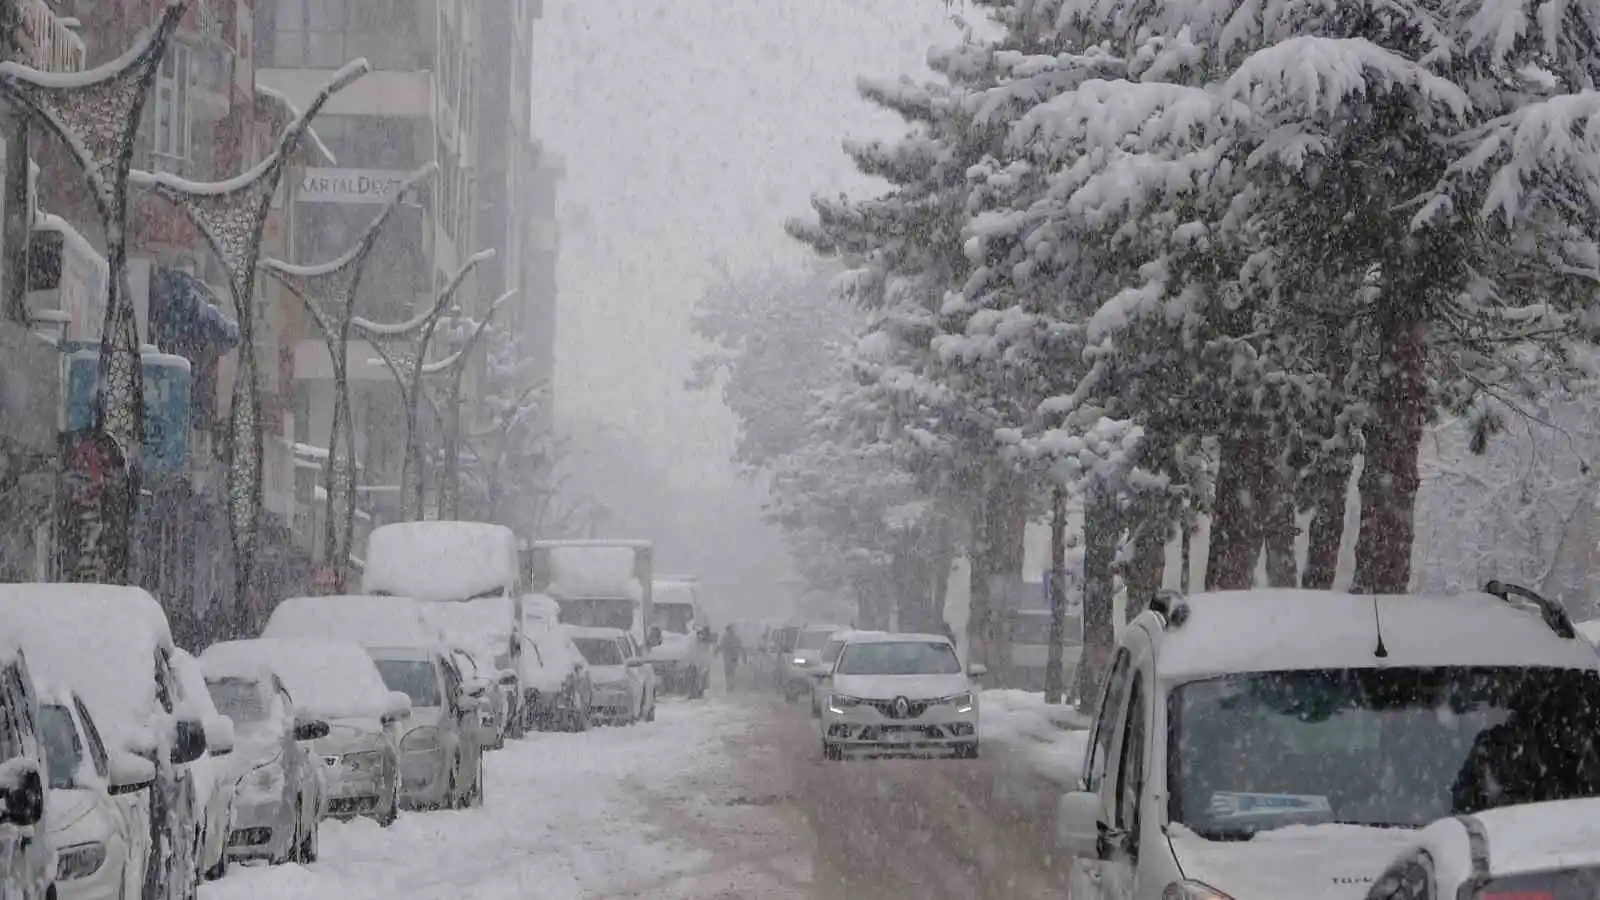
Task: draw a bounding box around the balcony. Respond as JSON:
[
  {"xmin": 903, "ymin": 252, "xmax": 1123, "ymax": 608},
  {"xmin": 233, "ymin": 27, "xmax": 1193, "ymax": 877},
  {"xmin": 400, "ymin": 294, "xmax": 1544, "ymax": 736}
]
[{"xmin": 16, "ymin": 0, "xmax": 85, "ymax": 73}]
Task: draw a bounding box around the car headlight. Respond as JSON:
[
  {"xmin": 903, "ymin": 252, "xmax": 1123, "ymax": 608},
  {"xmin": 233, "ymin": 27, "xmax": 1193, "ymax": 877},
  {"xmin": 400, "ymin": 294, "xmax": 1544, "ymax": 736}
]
[
  {"xmin": 792, "ymin": 656, "xmax": 808, "ymax": 666},
  {"xmin": 341, "ymin": 750, "xmax": 384, "ymax": 773},
  {"xmin": 400, "ymin": 726, "xmax": 441, "ymax": 753},
  {"xmin": 827, "ymin": 694, "xmax": 863, "ymax": 714},
  {"xmin": 55, "ymin": 841, "xmax": 107, "ymax": 880},
  {"xmin": 249, "ymin": 760, "xmax": 287, "ymax": 795},
  {"xmin": 1163, "ymin": 881, "xmax": 1235, "ymax": 900},
  {"xmin": 949, "ymin": 692, "xmax": 974, "ymax": 713}
]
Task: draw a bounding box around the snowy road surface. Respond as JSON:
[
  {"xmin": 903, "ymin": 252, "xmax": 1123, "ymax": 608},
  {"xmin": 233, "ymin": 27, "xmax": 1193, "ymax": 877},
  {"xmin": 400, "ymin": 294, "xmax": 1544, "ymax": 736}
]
[{"xmin": 199, "ymin": 694, "xmax": 1068, "ymax": 899}]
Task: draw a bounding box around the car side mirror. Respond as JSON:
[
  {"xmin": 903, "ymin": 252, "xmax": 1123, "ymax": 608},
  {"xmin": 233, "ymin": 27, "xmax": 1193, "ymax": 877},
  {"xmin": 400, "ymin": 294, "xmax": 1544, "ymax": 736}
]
[
  {"xmin": 381, "ymin": 691, "xmax": 413, "ymax": 725},
  {"xmin": 204, "ymin": 715, "xmax": 235, "ymax": 757},
  {"xmin": 0, "ymin": 761, "xmax": 43, "ymax": 826},
  {"xmin": 1056, "ymin": 790, "xmax": 1109, "ymax": 858},
  {"xmin": 107, "ymin": 752, "xmax": 157, "ymax": 796},
  {"xmin": 968, "ymin": 663, "xmax": 988, "ymax": 678},
  {"xmin": 293, "ymin": 718, "xmax": 330, "ymax": 741},
  {"xmin": 171, "ymin": 718, "xmax": 208, "ymax": 766}
]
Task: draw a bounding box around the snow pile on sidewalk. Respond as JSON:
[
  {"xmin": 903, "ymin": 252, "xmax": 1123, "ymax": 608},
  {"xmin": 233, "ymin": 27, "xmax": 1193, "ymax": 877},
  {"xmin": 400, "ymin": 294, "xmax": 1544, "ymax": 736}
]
[{"xmin": 981, "ymin": 689, "xmax": 1091, "ymax": 787}]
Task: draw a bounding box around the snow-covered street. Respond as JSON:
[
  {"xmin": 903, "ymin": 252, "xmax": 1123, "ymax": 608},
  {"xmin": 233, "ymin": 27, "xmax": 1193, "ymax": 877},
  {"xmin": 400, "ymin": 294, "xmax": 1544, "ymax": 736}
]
[
  {"xmin": 194, "ymin": 691, "xmax": 1076, "ymax": 900},
  {"xmin": 200, "ymin": 698, "xmax": 814, "ymax": 900}
]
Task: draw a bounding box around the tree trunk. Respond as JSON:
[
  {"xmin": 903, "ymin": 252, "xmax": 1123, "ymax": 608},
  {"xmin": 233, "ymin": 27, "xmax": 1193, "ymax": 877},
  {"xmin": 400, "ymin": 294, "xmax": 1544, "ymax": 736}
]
[
  {"xmin": 1301, "ymin": 449, "xmax": 1352, "ymax": 589},
  {"xmin": 1206, "ymin": 426, "xmax": 1269, "ymax": 590},
  {"xmin": 966, "ymin": 489, "xmax": 993, "ymax": 669},
  {"xmin": 1351, "ymin": 309, "xmax": 1428, "ymax": 594},
  {"xmin": 1045, "ymin": 488, "xmax": 1068, "ymax": 705},
  {"xmin": 1124, "ymin": 517, "xmax": 1166, "ymax": 619},
  {"xmin": 988, "ymin": 474, "xmax": 1028, "ymax": 684},
  {"xmin": 1076, "ymin": 482, "xmax": 1120, "ymax": 715},
  {"xmin": 1262, "ymin": 457, "xmax": 1299, "ymax": 588}
]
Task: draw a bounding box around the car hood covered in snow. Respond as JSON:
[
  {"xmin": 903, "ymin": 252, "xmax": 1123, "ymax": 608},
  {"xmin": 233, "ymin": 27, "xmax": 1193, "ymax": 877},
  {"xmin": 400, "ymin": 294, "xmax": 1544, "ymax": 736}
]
[
  {"xmin": 1167, "ymin": 823, "xmax": 1420, "ymax": 900},
  {"xmin": 831, "ymin": 673, "xmax": 969, "ymax": 700}
]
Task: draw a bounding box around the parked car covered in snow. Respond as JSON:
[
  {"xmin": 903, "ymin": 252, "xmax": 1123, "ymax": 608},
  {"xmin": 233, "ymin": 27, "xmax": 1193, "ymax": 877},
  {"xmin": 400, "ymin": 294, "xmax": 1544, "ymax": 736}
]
[
  {"xmin": 426, "ymin": 600, "xmax": 522, "ymax": 749},
  {"xmin": 262, "ymin": 597, "xmax": 489, "ymax": 811},
  {"xmin": 564, "ymin": 626, "xmax": 655, "ymax": 726},
  {"xmin": 1, "ymin": 644, "xmax": 52, "ymax": 900},
  {"xmin": 445, "ymin": 646, "xmax": 504, "ymax": 751},
  {"xmin": 199, "ymin": 658, "xmax": 327, "ymax": 865},
  {"xmin": 0, "ymin": 585, "xmax": 209, "ymax": 900},
  {"xmin": 201, "ymin": 639, "xmax": 407, "ymax": 827},
  {"xmin": 167, "ymin": 650, "xmax": 236, "ymax": 882},
  {"xmin": 38, "ymin": 688, "xmax": 155, "ymax": 900},
  {"xmin": 519, "ymin": 621, "xmax": 592, "ymax": 732},
  {"xmin": 364, "ymin": 521, "xmax": 527, "ymax": 738}
]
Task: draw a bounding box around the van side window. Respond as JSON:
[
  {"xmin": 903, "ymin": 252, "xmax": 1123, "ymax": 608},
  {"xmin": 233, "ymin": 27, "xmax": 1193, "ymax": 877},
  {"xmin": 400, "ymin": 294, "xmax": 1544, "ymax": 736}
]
[
  {"xmin": 1113, "ymin": 671, "xmax": 1147, "ymax": 851},
  {"xmin": 0, "ymin": 662, "xmax": 25, "ymax": 760},
  {"xmin": 1085, "ymin": 648, "xmax": 1133, "ymax": 792}
]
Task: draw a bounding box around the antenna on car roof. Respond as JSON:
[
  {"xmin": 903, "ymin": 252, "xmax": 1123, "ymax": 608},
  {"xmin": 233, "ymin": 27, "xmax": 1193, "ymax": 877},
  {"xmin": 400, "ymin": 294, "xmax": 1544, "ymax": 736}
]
[{"xmin": 1371, "ymin": 594, "xmax": 1388, "ymax": 659}]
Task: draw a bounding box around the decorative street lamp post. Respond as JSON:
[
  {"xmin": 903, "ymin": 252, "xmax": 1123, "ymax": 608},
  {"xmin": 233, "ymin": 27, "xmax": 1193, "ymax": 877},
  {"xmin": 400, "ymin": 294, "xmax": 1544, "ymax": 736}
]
[
  {"xmin": 261, "ymin": 163, "xmax": 437, "ymax": 590},
  {"xmin": 429, "ymin": 290, "xmax": 515, "ymax": 519},
  {"xmin": 0, "ymin": 5, "xmax": 185, "ymax": 583},
  {"xmin": 353, "ymin": 248, "xmax": 495, "ymax": 521},
  {"xmin": 129, "ymin": 59, "xmax": 369, "ymax": 607}
]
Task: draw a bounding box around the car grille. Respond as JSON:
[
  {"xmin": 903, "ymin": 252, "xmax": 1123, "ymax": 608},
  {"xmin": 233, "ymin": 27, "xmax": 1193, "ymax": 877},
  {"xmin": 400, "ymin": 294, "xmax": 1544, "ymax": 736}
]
[{"xmin": 867, "ymin": 697, "xmax": 929, "ymax": 719}]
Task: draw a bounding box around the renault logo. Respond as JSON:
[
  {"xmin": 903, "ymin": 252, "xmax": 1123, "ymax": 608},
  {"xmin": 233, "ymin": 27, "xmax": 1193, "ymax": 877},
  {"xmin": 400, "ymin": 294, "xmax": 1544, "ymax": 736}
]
[{"xmin": 894, "ymin": 696, "xmax": 910, "ymax": 718}]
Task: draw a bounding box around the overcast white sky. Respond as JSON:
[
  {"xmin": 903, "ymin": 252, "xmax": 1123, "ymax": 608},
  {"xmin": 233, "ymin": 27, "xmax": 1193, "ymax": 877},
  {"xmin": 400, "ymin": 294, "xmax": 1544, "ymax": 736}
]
[{"xmin": 528, "ymin": 0, "xmax": 983, "ymax": 610}]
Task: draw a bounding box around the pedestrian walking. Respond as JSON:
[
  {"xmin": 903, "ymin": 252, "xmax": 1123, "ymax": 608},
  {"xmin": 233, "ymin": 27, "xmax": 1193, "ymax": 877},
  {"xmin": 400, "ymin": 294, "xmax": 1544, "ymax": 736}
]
[{"xmin": 720, "ymin": 624, "xmax": 743, "ymax": 688}]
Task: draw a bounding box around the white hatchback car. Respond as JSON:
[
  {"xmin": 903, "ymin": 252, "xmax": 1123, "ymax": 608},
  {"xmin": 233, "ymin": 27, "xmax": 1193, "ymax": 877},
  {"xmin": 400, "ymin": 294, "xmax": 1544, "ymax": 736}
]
[
  {"xmin": 819, "ymin": 632, "xmax": 984, "ymax": 760},
  {"xmin": 1364, "ymin": 797, "xmax": 1600, "ymax": 899},
  {"xmin": 1055, "ymin": 583, "xmax": 1600, "ymax": 900}
]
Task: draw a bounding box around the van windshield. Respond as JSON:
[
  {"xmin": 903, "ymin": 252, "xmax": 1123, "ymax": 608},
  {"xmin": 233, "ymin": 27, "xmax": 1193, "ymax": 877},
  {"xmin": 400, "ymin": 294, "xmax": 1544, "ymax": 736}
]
[
  {"xmin": 374, "ymin": 659, "xmax": 442, "ymax": 708},
  {"xmin": 1168, "ymin": 666, "xmax": 1600, "ymax": 838}
]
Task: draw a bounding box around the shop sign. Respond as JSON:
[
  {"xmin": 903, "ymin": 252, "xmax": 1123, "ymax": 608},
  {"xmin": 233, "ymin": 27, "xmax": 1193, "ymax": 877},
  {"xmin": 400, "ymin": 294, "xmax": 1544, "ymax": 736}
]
[{"xmin": 299, "ymin": 168, "xmax": 419, "ymax": 205}]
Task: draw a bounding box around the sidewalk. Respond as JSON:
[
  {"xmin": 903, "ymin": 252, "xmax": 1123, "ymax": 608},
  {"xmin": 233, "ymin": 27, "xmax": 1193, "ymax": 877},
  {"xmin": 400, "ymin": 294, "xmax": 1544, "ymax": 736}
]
[{"xmin": 979, "ymin": 689, "xmax": 1092, "ymax": 788}]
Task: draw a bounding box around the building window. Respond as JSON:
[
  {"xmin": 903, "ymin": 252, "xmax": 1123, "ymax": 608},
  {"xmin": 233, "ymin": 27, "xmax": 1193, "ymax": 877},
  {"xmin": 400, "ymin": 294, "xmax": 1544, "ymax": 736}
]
[
  {"xmin": 274, "ymin": 0, "xmax": 349, "ymax": 68},
  {"xmin": 152, "ymin": 43, "xmax": 191, "ymax": 170}
]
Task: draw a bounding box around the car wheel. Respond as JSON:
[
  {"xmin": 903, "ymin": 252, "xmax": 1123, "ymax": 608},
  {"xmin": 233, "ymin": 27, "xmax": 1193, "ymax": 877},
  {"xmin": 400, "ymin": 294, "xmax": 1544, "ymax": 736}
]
[
  {"xmin": 822, "ymin": 741, "xmax": 843, "ymax": 762},
  {"xmin": 958, "ymin": 742, "xmax": 980, "ymax": 760}
]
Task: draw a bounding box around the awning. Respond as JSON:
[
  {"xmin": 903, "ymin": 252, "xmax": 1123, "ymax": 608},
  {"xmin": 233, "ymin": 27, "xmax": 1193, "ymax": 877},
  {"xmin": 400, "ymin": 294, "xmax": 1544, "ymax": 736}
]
[{"xmin": 151, "ymin": 267, "xmax": 240, "ymax": 355}]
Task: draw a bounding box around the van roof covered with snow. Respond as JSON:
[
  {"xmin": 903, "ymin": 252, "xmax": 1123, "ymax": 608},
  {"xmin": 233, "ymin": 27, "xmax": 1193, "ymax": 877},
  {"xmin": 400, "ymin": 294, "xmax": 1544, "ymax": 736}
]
[
  {"xmin": 1147, "ymin": 589, "xmax": 1600, "ymax": 680},
  {"xmin": 362, "ymin": 521, "xmax": 518, "ymax": 603},
  {"xmin": 264, "ymin": 594, "xmax": 445, "ymax": 650}
]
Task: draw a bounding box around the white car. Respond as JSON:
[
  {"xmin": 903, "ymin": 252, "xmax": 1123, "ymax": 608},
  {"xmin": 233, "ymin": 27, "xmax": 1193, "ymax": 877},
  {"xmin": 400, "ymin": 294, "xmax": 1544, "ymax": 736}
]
[
  {"xmin": 565, "ymin": 626, "xmax": 655, "ymax": 725},
  {"xmin": 38, "ymin": 689, "xmax": 156, "ymax": 900},
  {"xmin": 819, "ymin": 632, "xmax": 983, "ymax": 760},
  {"xmin": 807, "ymin": 630, "xmax": 883, "ymax": 717},
  {"xmin": 202, "ymin": 638, "xmax": 409, "ymax": 828},
  {"xmin": 1364, "ymin": 797, "xmax": 1600, "ymax": 899},
  {"xmin": 201, "ymin": 660, "xmax": 328, "ymax": 866},
  {"xmin": 1054, "ymin": 583, "xmax": 1600, "ymax": 900},
  {"xmin": 168, "ymin": 649, "xmax": 237, "ymax": 883}
]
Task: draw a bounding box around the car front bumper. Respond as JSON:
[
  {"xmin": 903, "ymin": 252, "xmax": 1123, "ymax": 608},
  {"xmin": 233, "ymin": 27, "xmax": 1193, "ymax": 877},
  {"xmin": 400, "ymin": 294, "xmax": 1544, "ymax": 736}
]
[
  {"xmin": 319, "ymin": 751, "xmax": 391, "ymax": 818},
  {"xmin": 821, "ymin": 698, "xmax": 979, "ymax": 755}
]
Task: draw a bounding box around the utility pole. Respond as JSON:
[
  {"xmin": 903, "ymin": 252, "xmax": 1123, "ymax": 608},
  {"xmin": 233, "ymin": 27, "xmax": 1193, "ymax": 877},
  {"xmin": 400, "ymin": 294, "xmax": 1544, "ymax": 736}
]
[{"xmin": 1045, "ymin": 486, "xmax": 1068, "ymax": 704}]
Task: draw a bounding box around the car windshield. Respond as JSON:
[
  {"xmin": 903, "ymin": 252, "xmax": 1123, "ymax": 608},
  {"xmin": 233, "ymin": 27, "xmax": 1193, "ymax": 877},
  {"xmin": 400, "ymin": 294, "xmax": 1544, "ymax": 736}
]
[
  {"xmin": 38, "ymin": 704, "xmax": 81, "ymax": 789},
  {"xmin": 206, "ymin": 677, "xmax": 268, "ymax": 725},
  {"xmin": 652, "ymin": 604, "xmax": 695, "ymax": 633},
  {"xmin": 374, "ymin": 659, "xmax": 442, "ymax": 708},
  {"xmin": 1168, "ymin": 666, "xmax": 1600, "ymax": 838},
  {"xmin": 573, "ymin": 637, "xmax": 623, "ymax": 666},
  {"xmin": 796, "ymin": 629, "xmax": 835, "ymax": 651},
  {"xmin": 836, "ymin": 641, "xmax": 962, "ymax": 676}
]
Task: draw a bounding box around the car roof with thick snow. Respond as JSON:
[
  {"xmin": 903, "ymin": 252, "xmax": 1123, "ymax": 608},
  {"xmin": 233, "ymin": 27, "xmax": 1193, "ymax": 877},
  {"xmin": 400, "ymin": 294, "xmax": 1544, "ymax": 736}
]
[
  {"xmin": 1147, "ymin": 589, "xmax": 1600, "ymax": 680},
  {"xmin": 264, "ymin": 593, "xmax": 445, "ymax": 649},
  {"xmin": 0, "ymin": 583, "xmax": 174, "ymax": 751},
  {"xmin": 201, "ymin": 637, "xmax": 395, "ymax": 721}
]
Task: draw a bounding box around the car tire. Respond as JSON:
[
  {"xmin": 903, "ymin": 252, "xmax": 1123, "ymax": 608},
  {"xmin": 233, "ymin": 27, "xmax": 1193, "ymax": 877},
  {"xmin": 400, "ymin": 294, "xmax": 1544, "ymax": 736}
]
[
  {"xmin": 822, "ymin": 741, "xmax": 843, "ymax": 762},
  {"xmin": 957, "ymin": 741, "xmax": 980, "ymax": 760}
]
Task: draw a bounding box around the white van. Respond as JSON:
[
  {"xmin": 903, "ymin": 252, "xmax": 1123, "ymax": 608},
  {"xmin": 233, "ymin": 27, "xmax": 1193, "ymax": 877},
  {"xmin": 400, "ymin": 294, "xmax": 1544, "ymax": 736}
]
[{"xmin": 363, "ymin": 522, "xmax": 526, "ymax": 737}]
